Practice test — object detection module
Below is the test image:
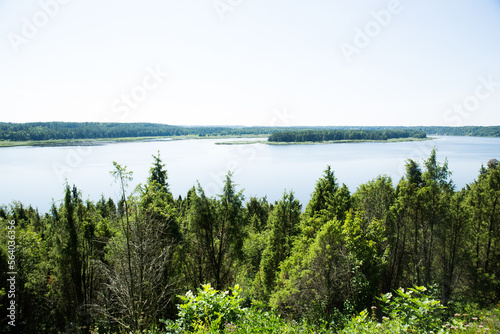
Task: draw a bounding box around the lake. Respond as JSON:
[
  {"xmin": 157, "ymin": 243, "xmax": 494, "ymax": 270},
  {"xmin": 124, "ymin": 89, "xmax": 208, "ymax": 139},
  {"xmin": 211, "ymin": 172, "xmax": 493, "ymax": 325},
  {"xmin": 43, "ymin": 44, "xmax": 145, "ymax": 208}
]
[{"xmin": 1, "ymin": 136, "xmax": 499, "ymax": 213}]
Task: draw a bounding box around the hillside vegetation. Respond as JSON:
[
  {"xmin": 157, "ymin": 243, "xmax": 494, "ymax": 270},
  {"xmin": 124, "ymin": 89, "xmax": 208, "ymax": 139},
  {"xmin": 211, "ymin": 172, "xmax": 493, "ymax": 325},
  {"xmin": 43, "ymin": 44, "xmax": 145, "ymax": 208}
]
[{"xmin": 1, "ymin": 150, "xmax": 499, "ymax": 333}]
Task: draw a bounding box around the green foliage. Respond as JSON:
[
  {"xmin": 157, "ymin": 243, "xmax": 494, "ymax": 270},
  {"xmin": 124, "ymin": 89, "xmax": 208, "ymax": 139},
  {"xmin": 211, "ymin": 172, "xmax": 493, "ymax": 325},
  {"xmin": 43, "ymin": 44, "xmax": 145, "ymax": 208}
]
[
  {"xmin": 464, "ymin": 159, "xmax": 500, "ymax": 305},
  {"xmin": 237, "ymin": 226, "xmax": 269, "ymax": 299},
  {"xmin": 387, "ymin": 149, "xmax": 456, "ymax": 296},
  {"xmin": 246, "ymin": 196, "xmax": 270, "ymax": 232},
  {"xmin": 305, "ymin": 165, "xmax": 338, "ymax": 218},
  {"xmin": 2, "ymin": 123, "xmax": 500, "ymax": 144},
  {"xmin": 272, "ymin": 211, "xmax": 387, "ymax": 327},
  {"xmin": 0, "ymin": 122, "xmax": 276, "ymax": 141},
  {"xmin": 378, "ymin": 286, "xmax": 445, "ymax": 332},
  {"xmin": 353, "ymin": 175, "xmax": 394, "ymax": 224},
  {"xmin": 268, "ymin": 129, "xmax": 427, "ymax": 143},
  {"xmin": 148, "ymin": 151, "xmax": 170, "ymax": 192},
  {"xmin": 162, "ymin": 285, "xmax": 321, "ymax": 334},
  {"xmin": 166, "ymin": 284, "xmax": 245, "ymax": 332},
  {"xmin": 342, "ymin": 291, "xmax": 500, "ymax": 334},
  {"xmin": 97, "ymin": 158, "xmax": 182, "ymax": 332},
  {"xmin": 182, "ymin": 173, "xmax": 247, "ymax": 291},
  {"xmin": 3, "ymin": 147, "xmax": 500, "ymax": 332},
  {"xmin": 258, "ymin": 191, "xmax": 301, "ymax": 298},
  {"xmin": 340, "ymin": 309, "xmax": 409, "ymax": 333}
]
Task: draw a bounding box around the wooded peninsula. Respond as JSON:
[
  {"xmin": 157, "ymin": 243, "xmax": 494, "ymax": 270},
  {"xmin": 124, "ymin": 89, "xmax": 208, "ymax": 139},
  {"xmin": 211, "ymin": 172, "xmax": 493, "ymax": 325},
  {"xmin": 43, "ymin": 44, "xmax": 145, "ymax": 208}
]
[{"xmin": 267, "ymin": 129, "xmax": 427, "ymax": 143}]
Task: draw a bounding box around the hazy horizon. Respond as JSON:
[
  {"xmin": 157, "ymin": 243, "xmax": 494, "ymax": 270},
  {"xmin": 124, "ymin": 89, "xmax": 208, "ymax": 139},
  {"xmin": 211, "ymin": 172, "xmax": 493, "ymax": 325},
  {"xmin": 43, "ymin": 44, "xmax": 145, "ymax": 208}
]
[{"xmin": 1, "ymin": 0, "xmax": 500, "ymax": 127}]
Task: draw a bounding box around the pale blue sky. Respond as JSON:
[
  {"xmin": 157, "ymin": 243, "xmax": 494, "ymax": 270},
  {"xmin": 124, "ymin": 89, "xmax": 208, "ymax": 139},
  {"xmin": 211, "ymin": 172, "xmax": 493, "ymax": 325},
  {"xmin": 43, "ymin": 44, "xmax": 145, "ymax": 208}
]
[{"xmin": 1, "ymin": 0, "xmax": 500, "ymax": 126}]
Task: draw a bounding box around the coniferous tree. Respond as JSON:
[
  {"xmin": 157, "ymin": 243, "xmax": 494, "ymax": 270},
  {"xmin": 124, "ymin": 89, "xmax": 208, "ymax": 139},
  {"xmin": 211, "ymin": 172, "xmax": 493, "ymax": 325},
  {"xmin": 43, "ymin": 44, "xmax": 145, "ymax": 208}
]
[
  {"xmin": 305, "ymin": 166, "xmax": 338, "ymax": 218},
  {"xmin": 465, "ymin": 159, "xmax": 500, "ymax": 304},
  {"xmin": 183, "ymin": 173, "xmax": 246, "ymax": 291},
  {"xmin": 353, "ymin": 175, "xmax": 394, "ymax": 224},
  {"xmin": 258, "ymin": 191, "xmax": 302, "ymax": 298},
  {"xmin": 148, "ymin": 151, "xmax": 169, "ymax": 193},
  {"xmin": 100, "ymin": 160, "xmax": 180, "ymax": 331}
]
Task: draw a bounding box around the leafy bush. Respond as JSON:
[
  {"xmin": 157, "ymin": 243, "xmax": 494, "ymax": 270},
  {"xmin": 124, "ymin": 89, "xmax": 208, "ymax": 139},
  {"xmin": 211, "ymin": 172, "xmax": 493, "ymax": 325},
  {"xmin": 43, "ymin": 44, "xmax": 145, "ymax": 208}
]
[
  {"xmin": 378, "ymin": 286, "xmax": 445, "ymax": 332},
  {"xmin": 161, "ymin": 284, "xmax": 321, "ymax": 333},
  {"xmin": 163, "ymin": 284, "xmax": 246, "ymax": 332},
  {"xmin": 340, "ymin": 309, "xmax": 409, "ymax": 333},
  {"xmin": 131, "ymin": 288, "xmax": 500, "ymax": 334},
  {"xmin": 439, "ymin": 307, "xmax": 500, "ymax": 333},
  {"xmin": 340, "ymin": 309, "xmax": 500, "ymax": 334},
  {"xmin": 340, "ymin": 286, "xmax": 500, "ymax": 334}
]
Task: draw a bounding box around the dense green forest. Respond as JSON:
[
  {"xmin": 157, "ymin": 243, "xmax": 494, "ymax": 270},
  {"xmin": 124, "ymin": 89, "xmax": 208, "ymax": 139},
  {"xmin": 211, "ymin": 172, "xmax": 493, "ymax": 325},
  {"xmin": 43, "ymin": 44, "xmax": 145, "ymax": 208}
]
[
  {"xmin": 1, "ymin": 151, "xmax": 500, "ymax": 333},
  {"xmin": 1, "ymin": 122, "xmax": 500, "ymax": 143},
  {"xmin": 267, "ymin": 129, "xmax": 427, "ymax": 143},
  {"xmin": 413, "ymin": 126, "xmax": 500, "ymax": 137},
  {"xmin": 0, "ymin": 122, "xmax": 273, "ymax": 141}
]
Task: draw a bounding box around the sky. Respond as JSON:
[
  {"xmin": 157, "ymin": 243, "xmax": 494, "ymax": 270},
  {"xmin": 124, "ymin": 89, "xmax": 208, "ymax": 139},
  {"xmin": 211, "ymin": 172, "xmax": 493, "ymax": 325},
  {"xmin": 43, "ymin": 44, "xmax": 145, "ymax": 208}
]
[{"xmin": 1, "ymin": 0, "xmax": 500, "ymax": 127}]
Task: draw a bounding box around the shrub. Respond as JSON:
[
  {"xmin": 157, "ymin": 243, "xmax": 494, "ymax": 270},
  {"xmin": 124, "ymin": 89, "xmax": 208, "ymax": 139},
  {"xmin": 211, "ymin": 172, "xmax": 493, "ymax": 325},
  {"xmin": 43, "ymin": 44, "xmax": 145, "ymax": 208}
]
[
  {"xmin": 340, "ymin": 309, "xmax": 409, "ymax": 333},
  {"xmin": 378, "ymin": 286, "xmax": 445, "ymax": 332},
  {"xmin": 161, "ymin": 285, "xmax": 319, "ymax": 333},
  {"xmin": 164, "ymin": 284, "xmax": 245, "ymax": 332}
]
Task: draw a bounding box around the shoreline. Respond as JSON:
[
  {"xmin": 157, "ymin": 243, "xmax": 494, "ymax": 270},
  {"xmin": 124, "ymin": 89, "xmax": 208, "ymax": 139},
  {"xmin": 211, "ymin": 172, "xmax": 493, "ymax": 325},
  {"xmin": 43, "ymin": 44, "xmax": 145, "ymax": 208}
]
[
  {"xmin": 0, "ymin": 134, "xmax": 269, "ymax": 148},
  {"xmin": 0, "ymin": 135, "xmax": 433, "ymax": 148}
]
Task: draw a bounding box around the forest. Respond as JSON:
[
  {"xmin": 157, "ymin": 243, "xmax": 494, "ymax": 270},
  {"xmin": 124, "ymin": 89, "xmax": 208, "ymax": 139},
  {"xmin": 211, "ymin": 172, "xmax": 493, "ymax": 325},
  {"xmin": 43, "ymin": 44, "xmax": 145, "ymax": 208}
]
[
  {"xmin": 267, "ymin": 129, "xmax": 427, "ymax": 143},
  {"xmin": 1, "ymin": 150, "xmax": 500, "ymax": 333},
  {"xmin": 0, "ymin": 122, "xmax": 272, "ymax": 141},
  {"xmin": 414, "ymin": 126, "xmax": 500, "ymax": 137},
  {"xmin": 1, "ymin": 122, "xmax": 500, "ymax": 143}
]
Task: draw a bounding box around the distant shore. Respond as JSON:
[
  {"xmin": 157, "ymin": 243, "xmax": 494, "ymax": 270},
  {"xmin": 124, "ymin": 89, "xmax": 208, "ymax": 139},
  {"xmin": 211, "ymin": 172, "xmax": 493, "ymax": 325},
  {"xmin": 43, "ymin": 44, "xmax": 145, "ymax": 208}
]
[
  {"xmin": 0, "ymin": 135, "xmax": 432, "ymax": 148},
  {"xmin": 0, "ymin": 134, "xmax": 269, "ymax": 148}
]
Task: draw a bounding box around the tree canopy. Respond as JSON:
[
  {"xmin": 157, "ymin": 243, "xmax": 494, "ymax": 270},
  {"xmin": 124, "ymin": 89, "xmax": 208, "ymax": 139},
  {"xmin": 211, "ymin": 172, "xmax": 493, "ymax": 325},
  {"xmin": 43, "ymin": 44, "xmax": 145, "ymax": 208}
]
[{"xmin": 1, "ymin": 150, "xmax": 499, "ymax": 333}]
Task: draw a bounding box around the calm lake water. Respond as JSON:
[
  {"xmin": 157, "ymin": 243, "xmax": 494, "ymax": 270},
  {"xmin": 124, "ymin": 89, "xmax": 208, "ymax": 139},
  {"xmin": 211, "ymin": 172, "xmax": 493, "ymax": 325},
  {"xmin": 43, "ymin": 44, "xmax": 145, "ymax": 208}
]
[{"xmin": 1, "ymin": 136, "xmax": 499, "ymax": 213}]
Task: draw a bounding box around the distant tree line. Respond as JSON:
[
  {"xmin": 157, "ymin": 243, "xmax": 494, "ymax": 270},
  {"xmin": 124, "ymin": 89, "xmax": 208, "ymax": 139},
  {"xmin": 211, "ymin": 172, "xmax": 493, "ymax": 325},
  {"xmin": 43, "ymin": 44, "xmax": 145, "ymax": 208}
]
[
  {"xmin": 1, "ymin": 150, "xmax": 499, "ymax": 333},
  {"xmin": 323, "ymin": 126, "xmax": 500, "ymax": 137},
  {"xmin": 412, "ymin": 126, "xmax": 500, "ymax": 137},
  {"xmin": 0, "ymin": 122, "xmax": 276, "ymax": 141},
  {"xmin": 1, "ymin": 122, "xmax": 499, "ymax": 142},
  {"xmin": 0, "ymin": 123, "xmax": 348, "ymax": 142},
  {"xmin": 267, "ymin": 129, "xmax": 427, "ymax": 143}
]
